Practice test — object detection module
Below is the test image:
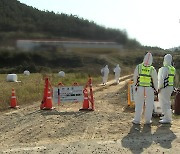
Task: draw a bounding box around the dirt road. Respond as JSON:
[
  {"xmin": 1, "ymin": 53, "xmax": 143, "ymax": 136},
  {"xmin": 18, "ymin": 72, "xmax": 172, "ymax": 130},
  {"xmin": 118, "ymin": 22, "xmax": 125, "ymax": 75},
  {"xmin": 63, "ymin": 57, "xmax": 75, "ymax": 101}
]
[{"xmin": 0, "ymin": 75, "xmax": 180, "ymax": 154}]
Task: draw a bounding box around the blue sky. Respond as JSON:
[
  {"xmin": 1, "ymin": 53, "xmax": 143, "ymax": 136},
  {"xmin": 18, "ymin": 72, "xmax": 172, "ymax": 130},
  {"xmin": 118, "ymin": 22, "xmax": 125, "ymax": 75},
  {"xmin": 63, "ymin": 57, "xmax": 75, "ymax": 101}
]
[{"xmin": 18, "ymin": 0, "xmax": 180, "ymax": 49}]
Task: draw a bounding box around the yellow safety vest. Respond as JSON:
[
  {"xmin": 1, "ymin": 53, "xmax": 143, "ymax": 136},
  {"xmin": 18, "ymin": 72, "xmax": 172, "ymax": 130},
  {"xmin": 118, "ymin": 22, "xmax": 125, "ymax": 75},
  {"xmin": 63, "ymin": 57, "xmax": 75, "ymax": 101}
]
[
  {"xmin": 138, "ymin": 63, "xmax": 153, "ymax": 87},
  {"xmin": 164, "ymin": 65, "xmax": 175, "ymax": 87}
]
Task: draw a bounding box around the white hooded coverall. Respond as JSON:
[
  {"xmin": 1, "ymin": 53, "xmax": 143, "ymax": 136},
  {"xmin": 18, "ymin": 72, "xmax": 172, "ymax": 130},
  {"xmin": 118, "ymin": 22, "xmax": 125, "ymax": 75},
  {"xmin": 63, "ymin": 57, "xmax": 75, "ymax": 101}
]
[
  {"xmin": 101, "ymin": 65, "xmax": 109, "ymax": 85},
  {"xmin": 133, "ymin": 52, "xmax": 158, "ymax": 124},
  {"xmin": 114, "ymin": 64, "xmax": 121, "ymax": 84},
  {"xmin": 158, "ymin": 54, "xmax": 175, "ymax": 123}
]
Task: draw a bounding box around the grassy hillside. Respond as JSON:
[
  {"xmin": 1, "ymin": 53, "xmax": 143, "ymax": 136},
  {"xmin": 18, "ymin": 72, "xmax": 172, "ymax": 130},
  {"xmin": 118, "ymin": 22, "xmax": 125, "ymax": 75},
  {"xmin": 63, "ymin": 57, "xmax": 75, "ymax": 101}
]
[
  {"xmin": 0, "ymin": 46, "xmax": 178, "ymax": 76},
  {"xmin": 0, "ymin": 48, "xmax": 179, "ymax": 111},
  {"xmin": 0, "ymin": 47, "xmax": 158, "ymax": 110},
  {"xmin": 0, "ymin": 47, "xmax": 145, "ymax": 74}
]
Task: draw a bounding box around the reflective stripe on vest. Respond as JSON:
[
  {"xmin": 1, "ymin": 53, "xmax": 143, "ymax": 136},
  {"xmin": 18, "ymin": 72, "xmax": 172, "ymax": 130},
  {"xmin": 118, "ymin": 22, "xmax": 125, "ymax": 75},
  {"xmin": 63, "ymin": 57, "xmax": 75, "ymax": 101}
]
[
  {"xmin": 138, "ymin": 63, "xmax": 153, "ymax": 87},
  {"xmin": 164, "ymin": 66, "xmax": 175, "ymax": 87}
]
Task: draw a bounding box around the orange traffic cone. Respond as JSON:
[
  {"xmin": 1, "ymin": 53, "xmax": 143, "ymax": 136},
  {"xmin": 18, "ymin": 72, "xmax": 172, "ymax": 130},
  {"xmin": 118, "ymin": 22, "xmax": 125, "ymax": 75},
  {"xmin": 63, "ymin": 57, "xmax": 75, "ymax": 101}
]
[
  {"xmin": 10, "ymin": 88, "xmax": 18, "ymax": 108},
  {"xmin": 79, "ymin": 88, "xmax": 93, "ymax": 111},
  {"xmin": 43, "ymin": 88, "xmax": 53, "ymax": 109}
]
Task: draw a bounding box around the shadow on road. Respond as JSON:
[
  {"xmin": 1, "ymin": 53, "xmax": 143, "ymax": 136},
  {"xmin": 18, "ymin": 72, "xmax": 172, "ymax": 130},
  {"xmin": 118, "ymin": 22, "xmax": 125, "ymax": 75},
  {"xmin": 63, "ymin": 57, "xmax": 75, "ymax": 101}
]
[
  {"xmin": 121, "ymin": 123, "xmax": 177, "ymax": 153},
  {"xmin": 153, "ymin": 124, "xmax": 176, "ymax": 149},
  {"xmin": 121, "ymin": 124, "xmax": 153, "ymax": 154}
]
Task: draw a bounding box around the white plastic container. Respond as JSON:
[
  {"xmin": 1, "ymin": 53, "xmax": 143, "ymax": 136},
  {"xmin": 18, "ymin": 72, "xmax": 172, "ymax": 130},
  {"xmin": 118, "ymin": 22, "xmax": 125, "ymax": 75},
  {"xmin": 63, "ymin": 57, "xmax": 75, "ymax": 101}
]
[
  {"xmin": 153, "ymin": 101, "xmax": 162, "ymax": 115},
  {"xmin": 6, "ymin": 74, "xmax": 18, "ymax": 82},
  {"xmin": 24, "ymin": 70, "xmax": 30, "ymax": 75},
  {"xmin": 58, "ymin": 71, "xmax": 65, "ymax": 77}
]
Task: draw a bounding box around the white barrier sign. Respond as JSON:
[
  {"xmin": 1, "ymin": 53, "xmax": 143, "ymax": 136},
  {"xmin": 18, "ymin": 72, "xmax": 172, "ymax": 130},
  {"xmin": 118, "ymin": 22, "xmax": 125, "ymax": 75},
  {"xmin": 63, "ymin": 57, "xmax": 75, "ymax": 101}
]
[
  {"xmin": 53, "ymin": 86, "xmax": 83, "ymax": 103},
  {"xmin": 130, "ymin": 83, "xmax": 135, "ymax": 102}
]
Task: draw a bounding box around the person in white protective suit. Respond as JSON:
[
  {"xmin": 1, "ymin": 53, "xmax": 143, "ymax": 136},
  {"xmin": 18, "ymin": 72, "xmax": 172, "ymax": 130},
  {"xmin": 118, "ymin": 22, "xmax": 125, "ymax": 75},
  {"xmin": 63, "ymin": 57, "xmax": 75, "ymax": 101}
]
[
  {"xmin": 158, "ymin": 54, "xmax": 176, "ymax": 124},
  {"xmin": 101, "ymin": 65, "xmax": 109, "ymax": 85},
  {"xmin": 132, "ymin": 52, "xmax": 158, "ymax": 124},
  {"xmin": 114, "ymin": 64, "xmax": 121, "ymax": 84}
]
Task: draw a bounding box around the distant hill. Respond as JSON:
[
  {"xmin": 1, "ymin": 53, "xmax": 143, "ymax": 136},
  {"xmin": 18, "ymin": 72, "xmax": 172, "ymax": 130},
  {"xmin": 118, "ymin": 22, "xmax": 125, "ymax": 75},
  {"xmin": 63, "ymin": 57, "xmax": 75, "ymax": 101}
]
[
  {"xmin": 0, "ymin": 0, "xmax": 141, "ymax": 48},
  {"xmin": 168, "ymin": 46, "xmax": 180, "ymax": 52}
]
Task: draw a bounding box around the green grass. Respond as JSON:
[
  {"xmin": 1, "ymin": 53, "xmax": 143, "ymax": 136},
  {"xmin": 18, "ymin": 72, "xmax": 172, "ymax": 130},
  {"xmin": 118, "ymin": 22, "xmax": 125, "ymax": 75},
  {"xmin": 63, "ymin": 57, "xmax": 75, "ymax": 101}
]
[{"xmin": 0, "ymin": 73, "xmax": 43, "ymax": 110}]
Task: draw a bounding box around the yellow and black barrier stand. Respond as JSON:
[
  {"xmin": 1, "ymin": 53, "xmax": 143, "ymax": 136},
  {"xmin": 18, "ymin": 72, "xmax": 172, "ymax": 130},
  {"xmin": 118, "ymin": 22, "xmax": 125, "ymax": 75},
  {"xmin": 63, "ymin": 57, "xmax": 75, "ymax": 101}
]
[{"xmin": 127, "ymin": 80, "xmax": 135, "ymax": 107}]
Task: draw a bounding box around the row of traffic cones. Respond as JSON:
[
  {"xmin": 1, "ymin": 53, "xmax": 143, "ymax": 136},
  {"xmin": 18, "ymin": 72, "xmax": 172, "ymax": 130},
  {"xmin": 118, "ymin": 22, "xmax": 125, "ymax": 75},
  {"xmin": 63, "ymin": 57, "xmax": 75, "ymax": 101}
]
[
  {"xmin": 40, "ymin": 77, "xmax": 95, "ymax": 111},
  {"xmin": 9, "ymin": 87, "xmax": 53, "ymax": 110},
  {"xmin": 9, "ymin": 77, "xmax": 94, "ymax": 111}
]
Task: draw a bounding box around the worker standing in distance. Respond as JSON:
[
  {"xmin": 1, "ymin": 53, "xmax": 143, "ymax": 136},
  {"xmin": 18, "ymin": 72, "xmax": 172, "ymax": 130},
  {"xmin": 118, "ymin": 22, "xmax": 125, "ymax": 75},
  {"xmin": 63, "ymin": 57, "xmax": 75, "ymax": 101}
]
[
  {"xmin": 158, "ymin": 54, "xmax": 176, "ymax": 124},
  {"xmin": 101, "ymin": 65, "xmax": 109, "ymax": 85},
  {"xmin": 114, "ymin": 64, "xmax": 121, "ymax": 84},
  {"xmin": 133, "ymin": 52, "xmax": 158, "ymax": 124}
]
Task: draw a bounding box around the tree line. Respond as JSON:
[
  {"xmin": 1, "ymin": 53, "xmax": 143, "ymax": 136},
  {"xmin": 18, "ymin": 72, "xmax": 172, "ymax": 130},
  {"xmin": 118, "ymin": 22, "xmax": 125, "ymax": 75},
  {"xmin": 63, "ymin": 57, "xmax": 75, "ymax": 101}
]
[{"xmin": 0, "ymin": 0, "xmax": 140, "ymax": 48}]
